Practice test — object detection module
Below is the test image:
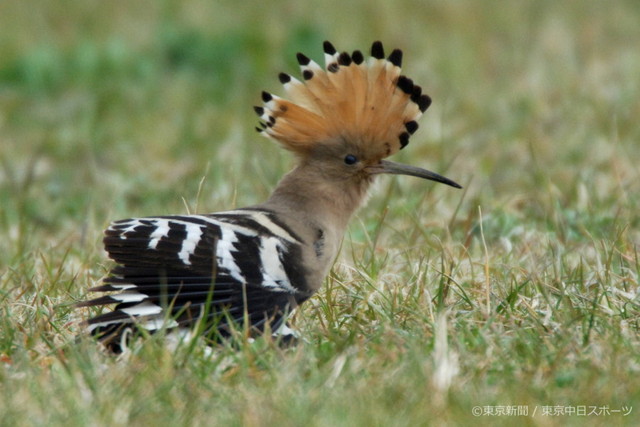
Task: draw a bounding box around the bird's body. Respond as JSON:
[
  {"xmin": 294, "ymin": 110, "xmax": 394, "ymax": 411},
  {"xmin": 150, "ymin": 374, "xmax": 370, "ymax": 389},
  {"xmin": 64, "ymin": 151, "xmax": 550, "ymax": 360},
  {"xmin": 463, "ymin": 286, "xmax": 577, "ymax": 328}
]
[{"xmin": 78, "ymin": 41, "xmax": 460, "ymax": 352}]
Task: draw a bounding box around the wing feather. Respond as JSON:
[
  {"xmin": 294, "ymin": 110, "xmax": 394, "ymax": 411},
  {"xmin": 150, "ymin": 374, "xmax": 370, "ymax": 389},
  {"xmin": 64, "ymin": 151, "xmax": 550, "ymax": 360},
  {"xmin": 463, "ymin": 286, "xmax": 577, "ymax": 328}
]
[{"xmin": 80, "ymin": 209, "xmax": 311, "ymax": 351}]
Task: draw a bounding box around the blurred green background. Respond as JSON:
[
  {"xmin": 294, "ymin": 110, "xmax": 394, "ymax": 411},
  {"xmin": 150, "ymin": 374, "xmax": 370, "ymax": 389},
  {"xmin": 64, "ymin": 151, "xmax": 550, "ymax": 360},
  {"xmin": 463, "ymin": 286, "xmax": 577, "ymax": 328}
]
[
  {"xmin": 1, "ymin": 0, "xmax": 639, "ymax": 425},
  {"xmin": 2, "ymin": 0, "xmax": 639, "ymax": 235}
]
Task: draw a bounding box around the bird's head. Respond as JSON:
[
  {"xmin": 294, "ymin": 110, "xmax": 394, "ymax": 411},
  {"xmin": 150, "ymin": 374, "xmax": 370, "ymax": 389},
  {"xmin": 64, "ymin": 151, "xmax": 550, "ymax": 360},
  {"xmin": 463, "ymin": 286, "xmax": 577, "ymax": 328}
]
[{"xmin": 255, "ymin": 41, "xmax": 461, "ymax": 192}]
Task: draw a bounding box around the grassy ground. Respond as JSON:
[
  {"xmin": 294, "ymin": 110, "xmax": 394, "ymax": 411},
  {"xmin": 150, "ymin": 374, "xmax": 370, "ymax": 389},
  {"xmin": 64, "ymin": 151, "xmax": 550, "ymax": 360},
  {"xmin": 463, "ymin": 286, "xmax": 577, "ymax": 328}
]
[{"xmin": 1, "ymin": 0, "xmax": 639, "ymax": 425}]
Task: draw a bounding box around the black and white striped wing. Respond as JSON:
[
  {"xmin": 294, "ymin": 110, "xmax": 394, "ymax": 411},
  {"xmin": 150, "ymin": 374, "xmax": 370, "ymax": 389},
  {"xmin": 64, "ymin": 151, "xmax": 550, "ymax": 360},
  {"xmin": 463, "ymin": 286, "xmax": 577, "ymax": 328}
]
[{"xmin": 79, "ymin": 209, "xmax": 311, "ymax": 350}]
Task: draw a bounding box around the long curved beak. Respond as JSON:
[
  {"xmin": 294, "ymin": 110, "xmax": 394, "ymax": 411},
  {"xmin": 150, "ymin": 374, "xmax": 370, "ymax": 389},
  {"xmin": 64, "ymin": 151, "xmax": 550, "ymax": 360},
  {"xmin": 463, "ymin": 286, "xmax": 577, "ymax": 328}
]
[{"xmin": 375, "ymin": 160, "xmax": 462, "ymax": 189}]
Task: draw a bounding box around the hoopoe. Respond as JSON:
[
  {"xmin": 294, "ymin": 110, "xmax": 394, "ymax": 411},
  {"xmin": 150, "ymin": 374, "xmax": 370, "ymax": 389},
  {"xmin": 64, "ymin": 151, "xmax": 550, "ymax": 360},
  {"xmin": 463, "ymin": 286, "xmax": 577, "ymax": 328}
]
[{"xmin": 78, "ymin": 41, "xmax": 461, "ymax": 352}]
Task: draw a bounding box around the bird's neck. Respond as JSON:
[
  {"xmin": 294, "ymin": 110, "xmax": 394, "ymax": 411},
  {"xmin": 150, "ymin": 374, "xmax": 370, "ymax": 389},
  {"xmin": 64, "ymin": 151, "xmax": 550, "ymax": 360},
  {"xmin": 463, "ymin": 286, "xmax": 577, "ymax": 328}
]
[
  {"xmin": 266, "ymin": 165, "xmax": 370, "ymax": 230},
  {"xmin": 257, "ymin": 165, "xmax": 373, "ymax": 292}
]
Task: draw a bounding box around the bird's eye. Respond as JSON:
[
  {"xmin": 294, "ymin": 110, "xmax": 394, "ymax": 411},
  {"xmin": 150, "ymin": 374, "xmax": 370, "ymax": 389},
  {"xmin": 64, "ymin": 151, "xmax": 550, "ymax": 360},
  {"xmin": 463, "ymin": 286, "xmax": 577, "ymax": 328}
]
[{"xmin": 344, "ymin": 154, "xmax": 358, "ymax": 165}]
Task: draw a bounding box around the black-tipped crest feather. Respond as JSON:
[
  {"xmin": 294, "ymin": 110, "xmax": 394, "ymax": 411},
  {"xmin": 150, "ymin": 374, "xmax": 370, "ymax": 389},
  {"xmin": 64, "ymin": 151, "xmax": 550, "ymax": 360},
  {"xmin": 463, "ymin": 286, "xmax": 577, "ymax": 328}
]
[
  {"xmin": 323, "ymin": 40, "xmax": 337, "ymax": 55},
  {"xmin": 256, "ymin": 41, "xmax": 434, "ymax": 158},
  {"xmin": 371, "ymin": 41, "xmax": 385, "ymax": 59}
]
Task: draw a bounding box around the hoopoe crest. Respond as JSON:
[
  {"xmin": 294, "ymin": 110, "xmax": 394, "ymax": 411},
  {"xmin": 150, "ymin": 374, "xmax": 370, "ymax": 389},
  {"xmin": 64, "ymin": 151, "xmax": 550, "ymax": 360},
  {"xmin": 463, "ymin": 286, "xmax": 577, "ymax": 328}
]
[{"xmin": 78, "ymin": 41, "xmax": 461, "ymax": 352}]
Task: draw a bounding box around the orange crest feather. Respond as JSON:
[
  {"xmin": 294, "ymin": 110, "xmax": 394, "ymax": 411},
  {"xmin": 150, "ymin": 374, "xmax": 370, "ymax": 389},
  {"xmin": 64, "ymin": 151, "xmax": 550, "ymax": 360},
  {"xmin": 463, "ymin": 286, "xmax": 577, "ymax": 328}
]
[{"xmin": 255, "ymin": 41, "xmax": 431, "ymax": 159}]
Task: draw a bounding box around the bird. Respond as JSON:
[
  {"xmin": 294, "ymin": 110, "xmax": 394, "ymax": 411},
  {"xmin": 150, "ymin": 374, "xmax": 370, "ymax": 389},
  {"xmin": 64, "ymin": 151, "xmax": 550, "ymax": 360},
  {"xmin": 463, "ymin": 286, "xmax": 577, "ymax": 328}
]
[{"xmin": 77, "ymin": 40, "xmax": 461, "ymax": 352}]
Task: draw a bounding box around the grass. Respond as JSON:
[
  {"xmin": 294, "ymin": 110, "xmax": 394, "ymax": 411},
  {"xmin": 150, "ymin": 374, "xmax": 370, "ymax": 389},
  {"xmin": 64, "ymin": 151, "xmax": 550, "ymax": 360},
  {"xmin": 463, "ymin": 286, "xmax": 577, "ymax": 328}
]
[{"xmin": 1, "ymin": 0, "xmax": 639, "ymax": 425}]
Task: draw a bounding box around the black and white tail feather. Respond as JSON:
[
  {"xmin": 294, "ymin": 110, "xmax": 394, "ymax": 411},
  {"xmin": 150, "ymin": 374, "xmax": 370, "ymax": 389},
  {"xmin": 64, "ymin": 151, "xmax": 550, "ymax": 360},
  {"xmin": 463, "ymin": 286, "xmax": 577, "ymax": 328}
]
[{"xmin": 79, "ymin": 208, "xmax": 310, "ymax": 352}]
